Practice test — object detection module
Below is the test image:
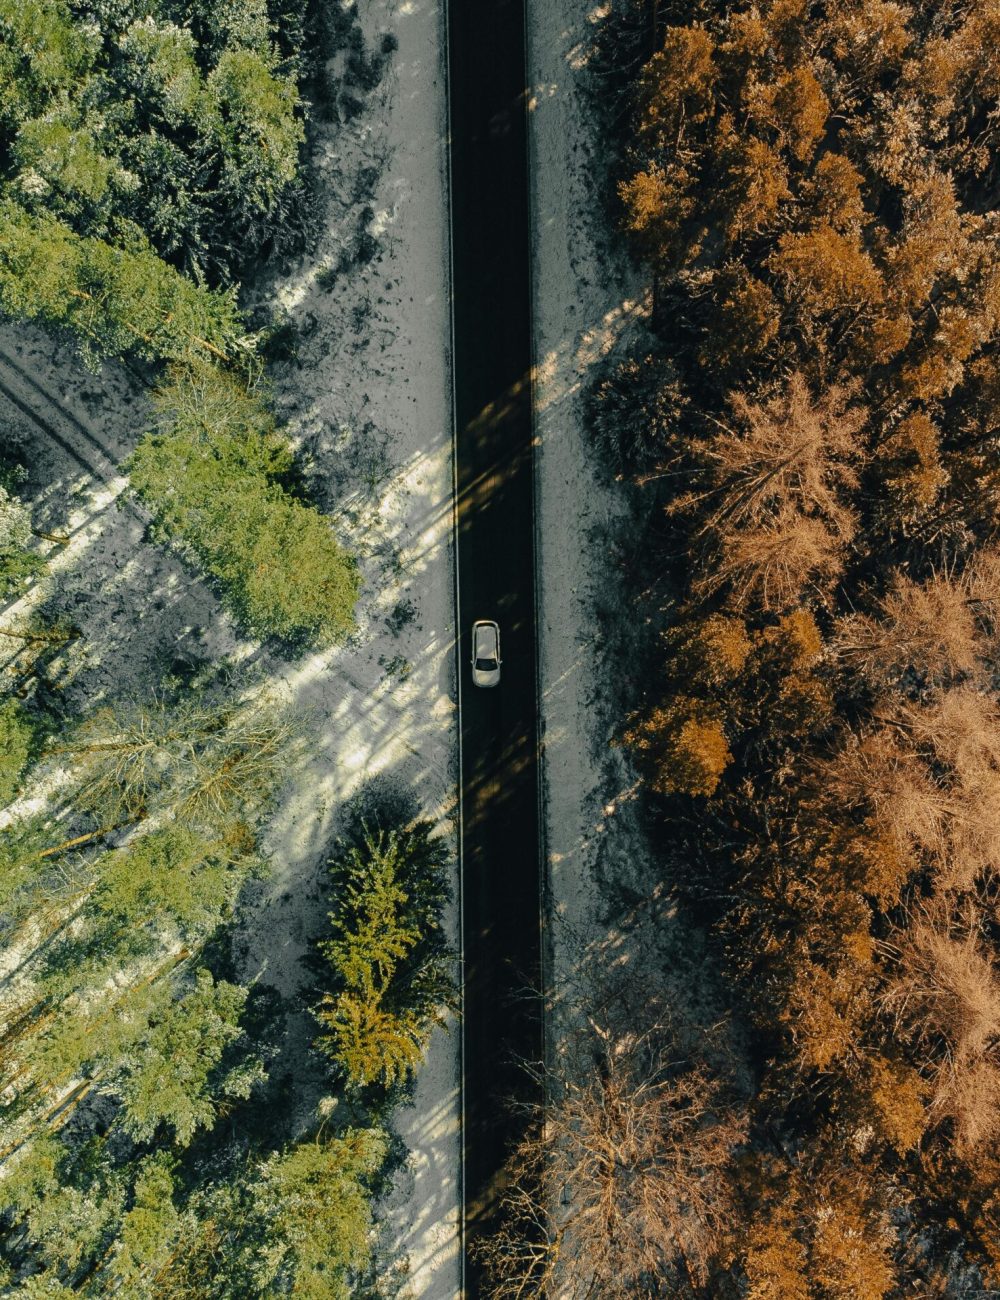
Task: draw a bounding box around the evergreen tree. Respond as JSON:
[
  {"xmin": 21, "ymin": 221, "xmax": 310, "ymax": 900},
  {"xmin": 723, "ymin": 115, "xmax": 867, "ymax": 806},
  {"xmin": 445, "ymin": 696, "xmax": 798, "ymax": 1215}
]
[
  {"xmin": 0, "ymin": 696, "xmax": 36, "ymax": 804},
  {"xmin": 0, "ymin": 484, "xmax": 45, "ymax": 599},
  {"xmin": 0, "ymin": 203, "xmax": 246, "ymax": 367},
  {"xmin": 112, "ymin": 969, "xmax": 263, "ymax": 1146},
  {"xmin": 314, "ymin": 817, "xmax": 455, "ymax": 1090},
  {"xmin": 129, "ymin": 364, "xmax": 359, "ymax": 644},
  {"xmin": 0, "ymin": 0, "xmax": 362, "ymax": 646}
]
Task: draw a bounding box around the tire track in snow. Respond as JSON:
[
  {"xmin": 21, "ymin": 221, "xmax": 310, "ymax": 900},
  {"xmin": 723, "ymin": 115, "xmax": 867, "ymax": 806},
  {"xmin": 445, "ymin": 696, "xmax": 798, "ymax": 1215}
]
[
  {"xmin": 0, "ymin": 349, "xmax": 128, "ymax": 490},
  {"xmin": 0, "ymin": 350, "xmax": 154, "ymax": 555}
]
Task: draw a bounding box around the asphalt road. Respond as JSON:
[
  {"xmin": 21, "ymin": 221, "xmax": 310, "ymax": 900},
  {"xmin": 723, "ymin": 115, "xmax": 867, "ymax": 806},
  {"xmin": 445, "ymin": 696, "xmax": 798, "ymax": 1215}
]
[{"xmin": 446, "ymin": 0, "xmax": 542, "ymax": 1293}]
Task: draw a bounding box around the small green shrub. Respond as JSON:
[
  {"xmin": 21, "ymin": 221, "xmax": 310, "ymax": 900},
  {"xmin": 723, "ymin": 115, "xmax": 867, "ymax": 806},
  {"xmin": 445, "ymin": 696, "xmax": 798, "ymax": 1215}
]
[{"xmin": 0, "ymin": 696, "xmax": 35, "ymax": 804}]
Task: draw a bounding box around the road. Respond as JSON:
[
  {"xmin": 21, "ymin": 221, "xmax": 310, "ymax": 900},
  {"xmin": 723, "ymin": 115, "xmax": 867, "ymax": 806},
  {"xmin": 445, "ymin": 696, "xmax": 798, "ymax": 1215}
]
[{"xmin": 446, "ymin": 0, "xmax": 542, "ymax": 1293}]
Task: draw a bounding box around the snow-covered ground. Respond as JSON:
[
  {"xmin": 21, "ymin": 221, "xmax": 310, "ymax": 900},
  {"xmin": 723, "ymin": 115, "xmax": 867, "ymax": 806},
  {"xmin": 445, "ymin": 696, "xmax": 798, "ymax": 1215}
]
[
  {"xmin": 273, "ymin": 0, "xmax": 459, "ymax": 1292},
  {"xmin": 0, "ymin": 0, "xmax": 459, "ymax": 1292},
  {"xmin": 527, "ymin": 1, "xmax": 653, "ymax": 1038}
]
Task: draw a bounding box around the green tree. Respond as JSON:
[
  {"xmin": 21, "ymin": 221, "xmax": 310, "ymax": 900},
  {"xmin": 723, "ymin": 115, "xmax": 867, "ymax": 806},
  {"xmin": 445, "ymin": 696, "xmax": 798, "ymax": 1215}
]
[
  {"xmin": 1, "ymin": 0, "xmax": 307, "ymax": 285},
  {"xmin": 0, "ymin": 202, "xmax": 246, "ymax": 366},
  {"xmin": 25, "ymin": 825, "xmax": 259, "ymax": 1010},
  {"xmin": 0, "ymin": 483, "xmax": 45, "ymax": 598},
  {"xmin": 253, "ymin": 1130, "xmax": 388, "ymax": 1298},
  {"xmin": 0, "ymin": 696, "xmax": 36, "ymax": 804},
  {"xmin": 0, "ymin": 0, "xmax": 97, "ymax": 129},
  {"xmin": 0, "ymin": 691, "xmax": 277, "ymax": 1151},
  {"xmin": 113, "ymin": 969, "xmax": 263, "ymax": 1146},
  {"xmin": 108, "ymin": 1153, "xmax": 184, "ymax": 1293},
  {"xmin": 208, "ymin": 50, "xmax": 302, "ymax": 213},
  {"xmin": 129, "ymin": 364, "xmax": 360, "ymax": 644},
  {"xmin": 0, "ymin": 1, "xmax": 362, "ymax": 643},
  {"xmin": 1, "ymin": 1135, "xmax": 127, "ymax": 1277},
  {"xmin": 314, "ymin": 817, "xmax": 455, "ymax": 1090}
]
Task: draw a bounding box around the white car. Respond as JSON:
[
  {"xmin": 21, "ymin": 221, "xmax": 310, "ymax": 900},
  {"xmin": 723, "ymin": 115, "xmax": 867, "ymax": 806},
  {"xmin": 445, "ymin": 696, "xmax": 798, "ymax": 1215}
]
[{"xmin": 471, "ymin": 619, "xmax": 502, "ymax": 687}]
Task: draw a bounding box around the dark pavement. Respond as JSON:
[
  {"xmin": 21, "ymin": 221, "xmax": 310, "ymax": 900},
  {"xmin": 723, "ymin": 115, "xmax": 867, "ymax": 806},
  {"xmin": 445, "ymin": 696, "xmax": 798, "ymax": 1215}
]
[{"xmin": 446, "ymin": 0, "xmax": 542, "ymax": 1294}]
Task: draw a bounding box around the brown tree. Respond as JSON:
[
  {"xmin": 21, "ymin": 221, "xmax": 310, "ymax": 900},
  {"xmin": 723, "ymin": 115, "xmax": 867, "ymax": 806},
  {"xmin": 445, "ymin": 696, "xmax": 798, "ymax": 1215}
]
[
  {"xmin": 476, "ymin": 1014, "xmax": 746, "ymax": 1299},
  {"xmin": 743, "ymin": 1215, "xmax": 810, "ymax": 1300},
  {"xmin": 769, "ymin": 225, "xmax": 885, "ymax": 332},
  {"xmin": 623, "ymin": 696, "xmax": 732, "ymax": 797},
  {"xmin": 700, "ymin": 264, "xmax": 781, "ymax": 373},
  {"xmin": 714, "ymin": 116, "xmax": 791, "ymax": 244},
  {"xmin": 602, "ymin": 0, "xmax": 1000, "ymax": 1286},
  {"xmin": 693, "ymin": 373, "xmax": 864, "ymax": 611},
  {"xmin": 741, "ymin": 1158, "xmax": 898, "ymax": 1300},
  {"xmin": 900, "ymin": 686, "xmax": 1000, "ymax": 891},
  {"xmin": 749, "ymin": 63, "xmax": 830, "ymax": 163},
  {"xmin": 812, "ymin": 728, "xmax": 946, "ymax": 895},
  {"xmin": 872, "ymin": 410, "xmax": 948, "ymax": 530},
  {"xmin": 802, "ymin": 153, "xmax": 867, "ymax": 233},
  {"xmin": 808, "ymin": 1171, "xmax": 897, "ymax": 1300},
  {"xmin": 834, "ymin": 570, "xmax": 981, "ymax": 692},
  {"xmin": 620, "ymin": 162, "xmax": 695, "ymax": 263},
  {"xmin": 635, "ymin": 26, "xmax": 718, "ymax": 148},
  {"xmin": 881, "ymin": 903, "xmax": 1000, "ymax": 1156}
]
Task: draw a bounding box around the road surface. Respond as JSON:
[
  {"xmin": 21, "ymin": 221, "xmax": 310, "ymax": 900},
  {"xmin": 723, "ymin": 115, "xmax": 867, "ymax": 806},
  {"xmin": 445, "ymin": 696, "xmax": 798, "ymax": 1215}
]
[{"xmin": 447, "ymin": 0, "xmax": 542, "ymax": 1293}]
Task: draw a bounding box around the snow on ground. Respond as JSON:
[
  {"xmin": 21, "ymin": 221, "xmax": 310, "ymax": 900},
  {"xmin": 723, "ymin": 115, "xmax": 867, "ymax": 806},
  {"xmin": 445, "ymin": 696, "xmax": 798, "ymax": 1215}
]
[
  {"xmin": 528, "ymin": 5, "xmax": 746, "ymax": 1158},
  {"xmin": 0, "ymin": 339, "xmax": 249, "ymax": 697},
  {"xmin": 258, "ymin": 0, "xmax": 459, "ymax": 1292},
  {"xmin": 527, "ymin": 0, "xmax": 657, "ymax": 1039},
  {"xmin": 0, "ymin": 0, "xmax": 459, "ymax": 1292}
]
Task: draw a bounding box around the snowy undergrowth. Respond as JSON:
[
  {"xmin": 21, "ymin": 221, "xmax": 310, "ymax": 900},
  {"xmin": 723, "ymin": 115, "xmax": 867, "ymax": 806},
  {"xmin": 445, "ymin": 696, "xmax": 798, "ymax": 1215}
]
[{"xmin": 529, "ymin": 0, "xmax": 735, "ymax": 1064}]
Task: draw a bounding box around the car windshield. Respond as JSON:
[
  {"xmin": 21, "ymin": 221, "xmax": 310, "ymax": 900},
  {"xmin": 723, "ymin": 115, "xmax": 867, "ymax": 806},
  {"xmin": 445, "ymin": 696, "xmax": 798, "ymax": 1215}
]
[{"xmin": 475, "ymin": 656, "xmax": 497, "ymax": 670}]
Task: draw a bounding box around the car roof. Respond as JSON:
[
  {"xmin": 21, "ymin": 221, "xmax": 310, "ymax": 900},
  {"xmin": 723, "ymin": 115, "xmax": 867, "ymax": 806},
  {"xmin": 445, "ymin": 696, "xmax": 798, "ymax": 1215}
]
[{"xmin": 473, "ymin": 621, "xmax": 499, "ymax": 651}]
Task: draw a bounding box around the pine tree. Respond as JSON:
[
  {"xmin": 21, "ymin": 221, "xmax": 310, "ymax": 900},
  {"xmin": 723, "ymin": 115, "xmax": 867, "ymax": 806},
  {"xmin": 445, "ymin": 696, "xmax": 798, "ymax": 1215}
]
[
  {"xmin": 128, "ymin": 364, "xmax": 360, "ymax": 645},
  {"xmin": 313, "ymin": 818, "xmax": 454, "ymax": 1090},
  {"xmin": 113, "ymin": 969, "xmax": 263, "ymax": 1146},
  {"xmin": 0, "ymin": 202, "xmax": 246, "ymax": 367}
]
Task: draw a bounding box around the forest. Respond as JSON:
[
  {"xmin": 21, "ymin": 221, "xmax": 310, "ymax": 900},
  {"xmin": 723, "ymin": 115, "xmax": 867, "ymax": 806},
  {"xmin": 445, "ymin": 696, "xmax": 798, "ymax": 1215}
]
[
  {"xmin": 482, "ymin": 0, "xmax": 1000, "ymax": 1296},
  {"xmin": 0, "ymin": 0, "xmax": 361, "ymax": 645},
  {"xmin": 0, "ymin": 0, "xmax": 454, "ymax": 1294}
]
